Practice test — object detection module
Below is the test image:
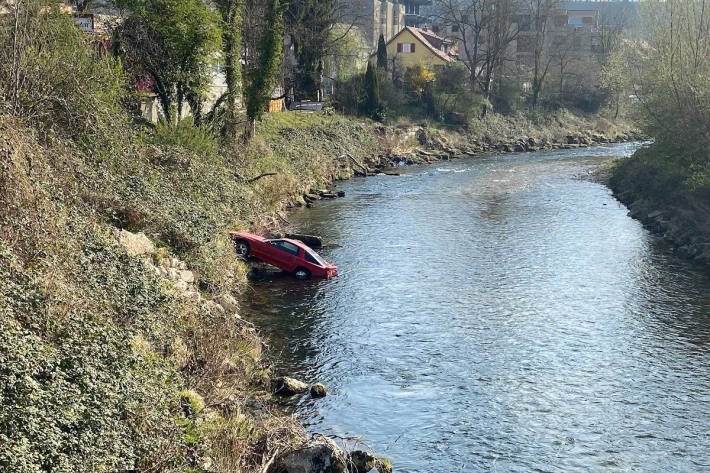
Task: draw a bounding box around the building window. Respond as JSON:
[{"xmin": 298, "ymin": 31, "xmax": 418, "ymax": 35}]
[
  {"xmin": 405, "ymin": 3, "xmax": 419, "ymax": 15},
  {"xmin": 397, "ymin": 43, "xmax": 416, "ymax": 53}
]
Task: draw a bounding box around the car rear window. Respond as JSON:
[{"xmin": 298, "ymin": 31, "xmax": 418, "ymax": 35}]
[{"xmin": 305, "ymin": 249, "xmax": 326, "ymax": 266}]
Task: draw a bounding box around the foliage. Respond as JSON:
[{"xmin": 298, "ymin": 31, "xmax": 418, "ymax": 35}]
[
  {"xmin": 148, "ymin": 117, "xmax": 220, "ymax": 155},
  {"xmin": 244, "ymin": 0, "xmax": 284, "ymax": 126},
  {"xmin": 0, "ymin": 3, "xmax": 127, "ymax": 153},
  {"xmin": 430, "ymin": 62, "xmax": 487, "ymax": 123},
  {"xmin": 213, "ymin": 0, "xmax": 243, "ymax": 138},
  {"xmin": 631, "ymin": 0, "xmax": 710, "ymax": 154},
  {"xmin": 404, "ymin": 65, "xmax": 436, "ymax": 99},
  {"xmin": 608, "ymin": 0, "xmax": 710, "ymax": 232},
  {"xmin": 377, "ymin": 34, "xmax": 388, "ymax": 69},
  {"xmin": 331, "ymin": 74, "xmax": 365, "ymax": 115},
  {"xmin": 323, "ymin": 24, "xmax": 368, "ymax": 82},
  {"xmin": 362, "ymin": 61, "xmax": 383, "ymax": 120},
  {"xmin": 0, "ymin": 220, "xmax": 187, "ymax": 473},
  {"xmin": 284, "ymin": 0, "xmax": 336, "ymax": 99},
  {"xmin": 490, "ymin": 78, "xmax": 523, "ymax": 115},
  {"xmin": 113, "ymin": 0, "xmax": 221, "ymax": 124}
]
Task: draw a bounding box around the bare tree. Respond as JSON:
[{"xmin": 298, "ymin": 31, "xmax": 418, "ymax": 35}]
[
  {"xmin": 524, "ymin": 0, "xmax": 557, "ymax": 107},
  {"xmin": 480, "ymin": 0, "xmax": 521, "ymax": 114},
  {"xmin": 436, "ymin": 0, "xmax": 489, "ymax": 90}
]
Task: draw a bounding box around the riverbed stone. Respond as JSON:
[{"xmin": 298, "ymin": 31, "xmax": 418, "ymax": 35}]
[
  {"xmin": 277, "ymin": 437, "xmax": 347, "ymax": 473},
  {"xmin": 286, "ymin": 233, "xmax": 323, "ymax": 247},
  {"xmin": 347, "ymin": 450, "xmax": 392, "ymax": 473},
  {"xmin": 310, "ymin": 383, "xmax": 328, "ymax": 398},
  {"xmin": 272, "ymin": 376, "xmax": 309, "ymax": 396}
]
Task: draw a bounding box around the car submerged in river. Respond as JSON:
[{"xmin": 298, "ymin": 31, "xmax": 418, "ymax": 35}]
[{"xmin": 229, "ymin": 231, "xmax": 338, "ymax": 280}]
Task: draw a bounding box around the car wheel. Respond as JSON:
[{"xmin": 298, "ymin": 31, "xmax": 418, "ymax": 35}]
[
  {"xmin": 234, "ymin": 239, "xmax": 250, "ymax": 259},
  {"xmin": 294, "ymin": 267, "xmax": 311, "ymax": 280}
]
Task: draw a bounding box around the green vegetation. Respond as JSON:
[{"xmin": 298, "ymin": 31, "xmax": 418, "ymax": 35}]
[
  {"xmin": 244, "ymin": 0, "xmax": 284, "ymax": 129},
  {"xmin": 376, "ymin": 34, "xmax": 388, "ymax": 70},
  {"xmin": 284, "ymin": 0, "xmax": 336, "ymax": 99},
  {"xmin": 214, "ymin": 0, "xmax": 243, "ymax": 137},
  {"xmin": 0, "ymin": 7, "xmax": 366, "ymax": 472},
  {"xmin": 114, "ymin": 0, "xmax": 222, "ymax": 124},
  {"xmin": 363, "ymin": 61, "xmax": 382, "ymax": 120},
  {"xmin": 605, "ymin": 0, "xmax": 710, "ymax": 264}
]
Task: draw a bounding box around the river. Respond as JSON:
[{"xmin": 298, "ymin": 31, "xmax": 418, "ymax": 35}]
[{"xmin": 240, "ymin": 143, "xmax": 710, "ymax": 472}]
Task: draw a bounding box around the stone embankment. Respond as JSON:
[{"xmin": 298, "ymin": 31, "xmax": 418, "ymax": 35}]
[
  {"xmin": 115, "ymin": 228, "xmax": 241, "ymax": 314},
  {"xmin": 612, "ymin": 193, "xmax": 710, "ymax": 266}
]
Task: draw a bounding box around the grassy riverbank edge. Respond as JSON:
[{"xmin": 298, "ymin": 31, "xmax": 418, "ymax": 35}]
[
  {"xmin": 597, "ymin": 147, "xmax": 710, "ymax": 268},
  {"xmin": 1, "ymin": 110, "xmax": 638, "ymax": 472}
]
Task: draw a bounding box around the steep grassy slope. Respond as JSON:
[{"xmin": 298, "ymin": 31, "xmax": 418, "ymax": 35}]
[{"xmin": 0, "ymin": 110, "xmax": 390, "ymax": 472}]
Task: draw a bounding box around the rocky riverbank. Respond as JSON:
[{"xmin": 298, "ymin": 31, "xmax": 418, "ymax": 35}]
[
  {"xmin": 600, "ymin": 148, "xmax": 710, "ymax": 268},
  {"xmin": 272, "ymin": 113, "xmax": 641, "ymax": 212}
]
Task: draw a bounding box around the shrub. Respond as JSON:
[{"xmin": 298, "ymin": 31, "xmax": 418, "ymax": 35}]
[
  {"xmin": 149, "ymin": 117, "xmax": 220, "ymax": 156},
  {"xmin": 0, "ymin": 3, "xmax": 128, "ymax": 155}
]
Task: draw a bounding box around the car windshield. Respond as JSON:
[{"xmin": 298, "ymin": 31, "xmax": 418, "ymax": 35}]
[{"xmin": 304, "ymin": 248, "xmax": 327, "ymax": 266}]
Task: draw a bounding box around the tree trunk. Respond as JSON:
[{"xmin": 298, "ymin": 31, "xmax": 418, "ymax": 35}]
[{"xmin": 153, "ymin": 74, "xmax": 173, "ymax": 124}]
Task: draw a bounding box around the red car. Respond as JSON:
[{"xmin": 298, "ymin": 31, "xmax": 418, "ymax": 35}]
[{"xmin": 229, "ymin": 231, "xmax": 338, "ymax": 279}]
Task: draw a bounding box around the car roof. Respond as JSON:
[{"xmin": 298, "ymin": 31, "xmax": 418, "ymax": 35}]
[{"xmin": 278, "ymin": 237, "xmax": 310, "ymax": 250}]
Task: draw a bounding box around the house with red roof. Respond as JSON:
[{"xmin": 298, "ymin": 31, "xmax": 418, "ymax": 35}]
[{"xmin": 379, "ymin": 26, "xmax": 456, "ymax": 69}]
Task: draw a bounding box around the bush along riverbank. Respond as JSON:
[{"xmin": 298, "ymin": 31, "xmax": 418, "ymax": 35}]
[
  {"xmin": 605, "ymin": 144, "xmax": 710, "ymax": 267},
  {"xmin": 0, "ymin": 106, "xmax": 637, "ymax": 473},
  {"xmin": 259, "ymin": 110, "xmax": 640, "ymax": 211}
]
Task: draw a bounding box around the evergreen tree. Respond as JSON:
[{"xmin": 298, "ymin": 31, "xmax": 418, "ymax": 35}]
[
  {"xmin": 214, "ymin": 0, "xmax": 242, "ymax": 137},
  {"xmin": 376, "ymin": 34, "xmax": 388, "ymax": 69},
  {"xmin": 244, "ymin": 0, "xmax": 283, "ymax": 135},
  {"xmin": 363, "ymin": 60, "xmax": 381, "ymax": 119}
]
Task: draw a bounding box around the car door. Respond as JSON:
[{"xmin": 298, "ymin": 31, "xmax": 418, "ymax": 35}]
[{"xmin": 267, "ymin": 240, "xmax": 299, "ymax": 270}]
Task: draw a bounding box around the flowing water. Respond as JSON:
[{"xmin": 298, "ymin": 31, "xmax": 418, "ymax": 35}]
[{"xmin": 240, "ymin": 143, "xmax": 710, "ymax": 472}]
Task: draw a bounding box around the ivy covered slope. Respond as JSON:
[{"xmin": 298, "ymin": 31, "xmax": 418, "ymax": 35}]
[
  {"xmin": 0, "ymin": 113, "xmax": 388, "ymax": 473},
  {"xmin": 0, "ymin": 14, "xmax": 386, "ymax": 473}
]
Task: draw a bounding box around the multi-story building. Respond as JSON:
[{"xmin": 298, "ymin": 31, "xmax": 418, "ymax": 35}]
[
  {"xmin": 401, "ymin": 0, "xmax": 433, "ymax": 27},
  {"xmin": 340, "ymin": 0, "xmax": 406, "ymax": 51}
]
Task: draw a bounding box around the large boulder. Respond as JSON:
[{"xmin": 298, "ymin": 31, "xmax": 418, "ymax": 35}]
[
  {"xmin": 272, "ymin": 376, "xmax": 309, "ymax": 396},
  {"xmin": 277, "ymin": 437, "xmax": 347, "ymax": 473},
  {"xmin": 118, "ymin": 230, "xmax": 154, "ymax": 257},
  {"xmin": 286, "ymin": 233, "xmax": 323, "ymax": 248}
]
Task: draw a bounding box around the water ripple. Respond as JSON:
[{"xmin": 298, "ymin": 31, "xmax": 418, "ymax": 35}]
[{"xmin": 241, "ymin": 144, "xmax": 710, "ymax": 472}]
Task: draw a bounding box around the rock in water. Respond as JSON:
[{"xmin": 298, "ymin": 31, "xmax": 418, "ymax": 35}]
[
  {"xmin": 277, "ymin": 437, "xmax": 347, "ymax": 473},
  {"xmin": 272, "ymin": 376, "xmax": 309, "ymax": 396},
  {"xmin": 285, "ymin": 233, "xmax": 322, "ymax": 248},
  {"xmin": 310, "ymin": 383, "xmax": 328, "ymax": 398},
  {"xmin": 348, "ymin": 450, "xmax": 392, "ymax": 473}
]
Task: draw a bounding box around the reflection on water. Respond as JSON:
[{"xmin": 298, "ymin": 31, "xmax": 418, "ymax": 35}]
[{"xmin": 241, "ymin": 143, "xmax": 710, "ymax": 472}]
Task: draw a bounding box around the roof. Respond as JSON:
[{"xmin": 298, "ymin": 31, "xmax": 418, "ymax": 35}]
[{"xmin": 388, "ymin": 26, "xmax": 455, "ymax": 63}]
